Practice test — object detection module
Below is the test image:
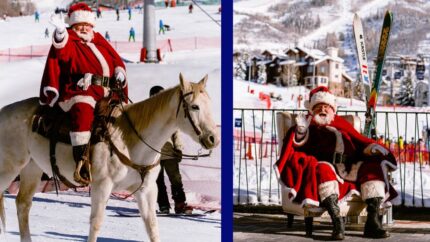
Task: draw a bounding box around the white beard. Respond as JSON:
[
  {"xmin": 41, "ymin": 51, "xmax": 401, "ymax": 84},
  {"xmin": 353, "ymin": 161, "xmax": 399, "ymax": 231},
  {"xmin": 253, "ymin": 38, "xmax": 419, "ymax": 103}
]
[
  {"xmin": 313, "ymin": 112, "xmax": 334, "ymax": 126},
  {"xmin": 75, "ymin": 30, "xmax": 94, "ymax": 42}
]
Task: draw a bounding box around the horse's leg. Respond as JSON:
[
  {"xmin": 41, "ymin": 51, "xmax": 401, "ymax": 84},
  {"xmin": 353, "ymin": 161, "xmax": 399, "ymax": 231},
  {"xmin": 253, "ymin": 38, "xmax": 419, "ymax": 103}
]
[
  {"xmin": 135, "ymin": 167, "xmax": 160, "ymax": 242},
  {"xmin": 16, "ymin": 160, "xmax": 43, "ymax": 242},
  {"xmin": 87, "ymin": 179, "xmax": 113, "ymax": 242}
]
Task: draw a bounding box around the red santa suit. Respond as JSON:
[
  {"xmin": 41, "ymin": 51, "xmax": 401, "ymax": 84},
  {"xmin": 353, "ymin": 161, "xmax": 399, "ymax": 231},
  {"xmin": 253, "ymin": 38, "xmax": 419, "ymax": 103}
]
[
  {"xmin": 39, "ymin": 23, "xmax": 127, "ymax": 146},
  {"xmin": 276, "ymin": 88, "xmax": 398, "ymax": 207}
]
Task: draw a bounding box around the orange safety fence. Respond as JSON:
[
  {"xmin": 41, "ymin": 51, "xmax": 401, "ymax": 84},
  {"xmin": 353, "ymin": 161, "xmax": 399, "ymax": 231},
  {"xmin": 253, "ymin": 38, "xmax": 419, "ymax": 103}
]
[{"xmin": 0, "ymin": 37, "xmax": 220, "ymax": 63}]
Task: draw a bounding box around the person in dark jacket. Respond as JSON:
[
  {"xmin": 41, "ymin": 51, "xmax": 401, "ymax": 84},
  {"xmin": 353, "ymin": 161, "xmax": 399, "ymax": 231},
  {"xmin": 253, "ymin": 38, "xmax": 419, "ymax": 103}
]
[{"xmin": 150, "ymin": 86, "xmax": 193, "ymax": 214}]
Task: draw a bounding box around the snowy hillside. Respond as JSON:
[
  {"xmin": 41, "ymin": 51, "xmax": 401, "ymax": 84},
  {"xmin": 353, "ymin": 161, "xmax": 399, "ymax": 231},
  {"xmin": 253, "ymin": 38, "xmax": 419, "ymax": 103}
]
[
  {"xmin": 0, "ymin": 2, "xmax": 221, "ymax": 242},
  {"xmin": 234, "ymin": 0, "xmax": 430, "ymax": 62}
]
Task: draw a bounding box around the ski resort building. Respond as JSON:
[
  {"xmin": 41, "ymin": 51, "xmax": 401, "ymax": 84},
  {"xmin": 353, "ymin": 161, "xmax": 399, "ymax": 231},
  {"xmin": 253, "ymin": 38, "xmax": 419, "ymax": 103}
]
[{"xmin": 240, "ymin": 46, "xmax": 353, "ymax": 98}]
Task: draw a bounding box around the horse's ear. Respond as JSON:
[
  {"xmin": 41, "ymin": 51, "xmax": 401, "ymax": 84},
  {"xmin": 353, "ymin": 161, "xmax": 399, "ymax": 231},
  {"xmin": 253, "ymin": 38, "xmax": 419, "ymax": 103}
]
[
  {"xmin": 198, "ymin": 74, "xmax": 208, "ymax": 88},
  {"xmin": 179, "ymin": 72, "xmax": 190, "ymax": 92}
]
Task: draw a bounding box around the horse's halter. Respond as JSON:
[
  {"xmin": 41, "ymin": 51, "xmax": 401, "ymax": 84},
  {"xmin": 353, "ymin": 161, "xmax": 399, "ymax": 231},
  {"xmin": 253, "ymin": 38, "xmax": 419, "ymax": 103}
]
[{"xmin": 176, "ymin": 90, "xmax": 202, "ymax": 137}]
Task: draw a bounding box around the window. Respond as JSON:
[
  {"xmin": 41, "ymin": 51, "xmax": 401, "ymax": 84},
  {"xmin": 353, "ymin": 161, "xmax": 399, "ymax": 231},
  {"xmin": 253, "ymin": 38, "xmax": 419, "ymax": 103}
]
[
  {"xmin": 335, "ymin": 64, "xmax": 339, "ymax": 69},
  {"xmin": 320, "ymin": 66, "xmax": 326, "ymax": 73}
]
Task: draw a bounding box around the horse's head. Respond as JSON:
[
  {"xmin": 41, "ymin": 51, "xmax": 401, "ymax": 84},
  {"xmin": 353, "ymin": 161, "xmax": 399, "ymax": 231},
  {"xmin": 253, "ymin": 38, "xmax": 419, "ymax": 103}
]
[{"xmin": 177, "ymin": 73, "xmax": 219, "ymax": 150}]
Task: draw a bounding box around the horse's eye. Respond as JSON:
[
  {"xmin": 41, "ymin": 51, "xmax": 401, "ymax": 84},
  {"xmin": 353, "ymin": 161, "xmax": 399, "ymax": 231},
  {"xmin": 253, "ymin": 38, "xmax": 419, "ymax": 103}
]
[{"xmin": 191, "ymin": 105, "xmax": 200, "ymax": 110}]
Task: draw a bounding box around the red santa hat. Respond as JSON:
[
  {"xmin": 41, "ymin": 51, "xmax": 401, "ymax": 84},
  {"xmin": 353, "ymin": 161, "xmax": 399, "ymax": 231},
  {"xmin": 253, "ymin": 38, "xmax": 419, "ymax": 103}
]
[
  {"xmin": 66, "ymin": 3, "xmax": 96, "ymax": 27},
  {"xmin": 304, "ymin": 86, "xmax": 337, "ymax": 113}
]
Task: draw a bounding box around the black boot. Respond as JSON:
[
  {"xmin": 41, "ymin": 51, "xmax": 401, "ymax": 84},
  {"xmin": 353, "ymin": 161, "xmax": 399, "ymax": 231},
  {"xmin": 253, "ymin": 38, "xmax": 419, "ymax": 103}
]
[
  {"xmin": 321, "ymin": 194, "xmax": 345, "ymax": 240},
  {"xmin": 72, "ymin": 145, "xmax": 91, "ymax": 185},
  {"xmin": 364, "ymin": 197, "xmax": 390, "ymax": 238}
]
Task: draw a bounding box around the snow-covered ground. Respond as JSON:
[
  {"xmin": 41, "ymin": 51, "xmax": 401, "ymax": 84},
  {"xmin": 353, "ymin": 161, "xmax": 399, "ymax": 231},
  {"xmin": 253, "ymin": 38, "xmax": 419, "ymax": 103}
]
[{"xmin": 0, "ymin": 2, "xmax": 221, "ymax": 242}]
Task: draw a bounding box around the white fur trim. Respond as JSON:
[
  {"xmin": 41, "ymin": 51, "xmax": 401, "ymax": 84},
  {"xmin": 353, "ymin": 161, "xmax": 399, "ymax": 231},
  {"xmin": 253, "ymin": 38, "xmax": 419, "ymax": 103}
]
[
  {"xmin": 289, "ymin": 188, "xmax": 297, "ymax": 201},
  {"xmin": 42, "ymin": 86, "xmax": 59, "ymax": 107},
  {"xmin": 58, "ymin": 95, "xmax": 96, "ymax": 112},
  {"xmin": 301, "ymin": 198, "xmax": 320, "ymax": 207},
  {"xmin": 318, "ymin": 161, "xmax": 344, "ymax": 184},
  {"xmin": 66, "ymin": 10, "xmax": 96, "ymax": 27},
  {"xmin": 86, "ymin": 42, "xmax": 110, "ymax": 77},
  {"xmin": 335, "ymin": 161, "xmax": 363, "ymax": 182},
  {"xmin": 293, "ymin": 130, "xmax": 308, "ymax": 147},
  {"xmin": 318, "ymin": 180, "xmax": 339, "ymax": 202},
  {"xmin": 70, "ymin": 131, "xmax": 91, "ymax": 146},
  {"xmin": 52, "ymin": 30, "xmax": 69, "ymax": 49},
  {"xmin": 115, "ymin": 66, "xmax": 127, "ymax": 88},
  {"xmin": 308, "ymin": 91, "xmax": 337, "ymax": 113},
  {"xmin": 361, "ymin": 180, "xmax": 385, "ymax": 200}
]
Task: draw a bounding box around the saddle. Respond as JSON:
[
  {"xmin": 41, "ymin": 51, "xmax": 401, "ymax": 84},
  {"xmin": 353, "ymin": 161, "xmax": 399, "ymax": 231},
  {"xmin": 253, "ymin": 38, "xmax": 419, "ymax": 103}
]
[
  {"xmin": 31, "ymin": 97, "xmax": 119, "ymax": 188},
  {"xmin": 31, "ymin": 97, "xmax": 118, "ymax": 145}
]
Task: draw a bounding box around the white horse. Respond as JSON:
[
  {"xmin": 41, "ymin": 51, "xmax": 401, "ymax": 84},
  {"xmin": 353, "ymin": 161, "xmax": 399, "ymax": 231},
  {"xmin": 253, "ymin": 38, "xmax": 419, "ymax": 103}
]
[{"xmin": 0, "ymin": 73, "xmax": 219, "ymax": 242}]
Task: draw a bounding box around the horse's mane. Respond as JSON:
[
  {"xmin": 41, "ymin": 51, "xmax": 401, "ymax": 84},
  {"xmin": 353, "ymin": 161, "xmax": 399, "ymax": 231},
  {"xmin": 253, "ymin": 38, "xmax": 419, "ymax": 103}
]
[
  {"xmin": 116, "ymin": 81, "xmax": 206, "ymax": 145},
  {"xmin": 123, "ymin": 85, "xmax": 180, "ymax": 133}
]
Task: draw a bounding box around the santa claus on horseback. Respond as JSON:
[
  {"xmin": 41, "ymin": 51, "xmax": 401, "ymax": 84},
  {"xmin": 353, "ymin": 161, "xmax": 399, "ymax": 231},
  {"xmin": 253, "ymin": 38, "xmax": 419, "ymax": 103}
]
[
  {"xmin": 39, "ymin": 2, "xmax": 128, "ymax": 185},
  {"xmin": 276, "ymin": 86, "xmax": 398, "ymax": 240}
]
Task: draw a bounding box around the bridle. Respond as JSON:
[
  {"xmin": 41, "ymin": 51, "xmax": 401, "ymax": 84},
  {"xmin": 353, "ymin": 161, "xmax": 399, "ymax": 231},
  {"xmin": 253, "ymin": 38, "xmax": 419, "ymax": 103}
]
[
  {"xmin": 176, "ymin": 91, "xmax": 202, "ymax": 136},
  {"xmin": 119, "ymin": 88, "xmax": 211, "ymax": 160}
]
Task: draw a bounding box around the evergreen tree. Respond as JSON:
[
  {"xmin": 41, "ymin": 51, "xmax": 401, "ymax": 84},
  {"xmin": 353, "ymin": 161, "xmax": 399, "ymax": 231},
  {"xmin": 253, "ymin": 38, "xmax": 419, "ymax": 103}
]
[{"xmin": 396, "ymin": 73, "xmax": 415, "ymax": 106}]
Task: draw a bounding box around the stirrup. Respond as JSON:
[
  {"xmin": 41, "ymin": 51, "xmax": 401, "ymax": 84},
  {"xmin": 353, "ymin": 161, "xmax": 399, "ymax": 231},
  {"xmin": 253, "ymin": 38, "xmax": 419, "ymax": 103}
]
[{"xmin": 73, "ymin": 160, "xmax": 92, "ymax": 185}]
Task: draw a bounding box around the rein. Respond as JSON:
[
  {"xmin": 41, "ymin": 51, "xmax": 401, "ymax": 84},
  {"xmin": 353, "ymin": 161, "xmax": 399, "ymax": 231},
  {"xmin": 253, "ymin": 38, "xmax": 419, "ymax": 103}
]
[{"xmin": 117, "ymin": 87, "xmax": 211, "ymax": 160}]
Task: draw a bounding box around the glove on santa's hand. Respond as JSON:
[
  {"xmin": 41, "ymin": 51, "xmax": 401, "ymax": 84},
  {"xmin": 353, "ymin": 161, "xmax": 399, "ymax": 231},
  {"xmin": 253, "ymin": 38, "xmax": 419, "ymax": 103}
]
[
  {"xmin": 363, "ymin": 143, "xmax": 389, "ymax": 156},
  {"xmin": 115, "ymin": 71, "xmax": 126, "ymax": 84},
  {"xmin": 77, "ymin": 73, "xmax": 93, "ymax": 91},
  {"xmin": 49, "ymin": 13, "xmax": 67, "ymax": 39},
  {"xmin": 295, "ymin": 112, "xmax": 311, "ymax": 135}
]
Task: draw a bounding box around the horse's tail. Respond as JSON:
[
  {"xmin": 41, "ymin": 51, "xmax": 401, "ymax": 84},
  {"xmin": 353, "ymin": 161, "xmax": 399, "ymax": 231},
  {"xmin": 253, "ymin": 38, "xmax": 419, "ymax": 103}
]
[{"xmin": 0, "ymin": 192, "xmax": 5, "ymax": 234}]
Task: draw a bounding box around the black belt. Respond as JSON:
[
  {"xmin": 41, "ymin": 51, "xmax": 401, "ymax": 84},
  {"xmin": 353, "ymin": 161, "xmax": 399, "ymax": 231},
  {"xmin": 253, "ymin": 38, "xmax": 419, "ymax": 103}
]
[{"xmin": 91, "ymin": 75, "xmax": 112, "ymax": 87}]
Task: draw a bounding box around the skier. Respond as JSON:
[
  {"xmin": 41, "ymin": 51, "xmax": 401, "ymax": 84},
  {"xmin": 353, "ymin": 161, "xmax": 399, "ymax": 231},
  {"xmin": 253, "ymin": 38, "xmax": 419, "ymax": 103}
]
[
  {"xmin": 40, "ymin": 2, "xmax": 128, "ymax": 185},
  {"xmin": 276, "ymin": 86, "xmax": 398, "ymax": 239},
  {"xmin": 164, "ymin": 0, "xmax": 169, "ymax": 8},
  {"xmin": 159, "ymin": 19, "xmax": 165, "ymax": 35},
  {"xmin": 105, "ymin": 31, "xmax": 110, "ymax": 42},
  {"xmin": 115, "ymin": 7, "xmax": 120, "ymax": 21},
  {"xmin": 188, "ymin": 4, "xmax": 193, "ymax": 14},
  {"xmin": 34, "ymin": 10, "xmax": 40, "ymax": 22},
  {"xmin": 128, "ymin": 27, "xmax": 135, "ymax": 42},
  {"xmin": 44, "ymin": 27, "xmax": 49, "ymax": 38},
  {"xmin": 150, "ymin": 86, "xmax": 193, "ymax": 215},
  {"xmin": 127, "ymin": 6, "xmax": 132, "ymax": 20},
  {"xmin": 96, "ymin": 7, "xmax": 101, "ymax": 18}
]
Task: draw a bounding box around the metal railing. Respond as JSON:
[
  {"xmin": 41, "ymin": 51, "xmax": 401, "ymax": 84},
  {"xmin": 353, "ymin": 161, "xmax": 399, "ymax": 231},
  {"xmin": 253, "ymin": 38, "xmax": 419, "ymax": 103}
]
[{"xmin": 233, "ymin": 108, "xmax": 430, "ymax": 207}]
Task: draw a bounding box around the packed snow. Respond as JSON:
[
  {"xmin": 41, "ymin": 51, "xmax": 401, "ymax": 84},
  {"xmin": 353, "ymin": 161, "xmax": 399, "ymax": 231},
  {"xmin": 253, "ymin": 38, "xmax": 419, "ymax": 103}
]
[{"xmin": 0, "ymin": 2, "xmax": 221, "ymax": 242}]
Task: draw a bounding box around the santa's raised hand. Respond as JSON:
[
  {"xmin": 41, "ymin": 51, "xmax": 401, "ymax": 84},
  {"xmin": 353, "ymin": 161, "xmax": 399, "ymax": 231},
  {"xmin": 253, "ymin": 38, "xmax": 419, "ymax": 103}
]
[
  {"xmin": 49, "ymin": 13, "xmax": 67, "ymax": 40},
  {"xmin": 295, "ymin": 112, "xmax": 311, "ymax": 140}
]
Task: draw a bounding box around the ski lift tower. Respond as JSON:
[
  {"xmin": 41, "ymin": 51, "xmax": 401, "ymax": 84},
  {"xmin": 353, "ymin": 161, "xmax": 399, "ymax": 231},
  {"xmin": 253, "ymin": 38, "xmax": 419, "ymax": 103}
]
[{"xmin": 141, "ymin": 0, "xmax": 159, "ymax": 63}]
